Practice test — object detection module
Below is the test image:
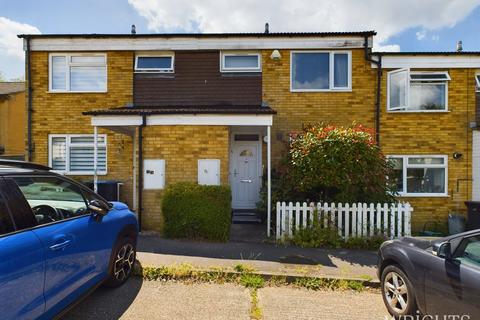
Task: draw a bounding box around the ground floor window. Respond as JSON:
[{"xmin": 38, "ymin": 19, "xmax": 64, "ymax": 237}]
[
  {"xmin": 388, "ymin": 155, "xmax": 447, "ymax": 196},
  {"xmin": 48, "ymin": 134, "xmax": 107, "ymax": 175}
]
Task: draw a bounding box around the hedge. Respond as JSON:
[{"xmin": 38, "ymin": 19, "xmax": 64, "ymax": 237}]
[{"xmin": 162, "ymin": 182, "xmax": 232, "ymax": 241}]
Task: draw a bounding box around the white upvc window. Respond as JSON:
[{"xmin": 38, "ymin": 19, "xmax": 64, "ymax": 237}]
[
  {"xmin": 49, "ymin": 134, "xmax": 107, "ymax": 175},
  {"xmin": 135, "ymin": 54, "xmax": 174, "ymax": 73},
  {"xmin": 49, "ymin": 53, "xmax": 107, "ymax": 92},
  {"xmin": 388, "ymin": 155, "xmax": 448, "ymax": 197},
  {"xmin": 475, "ymin": 74, "xmax": 480, "ymax": 92},
  {"xmin": 290, "ymin": 51, "xmax": 351, "ymax": 92},
  {"xmin": 220, "ymin": 52, "xmax": 261, "ymax": 72},
  {"xmin": 387, "ymin": 70, "xmax": 450, "ymax": 112}
]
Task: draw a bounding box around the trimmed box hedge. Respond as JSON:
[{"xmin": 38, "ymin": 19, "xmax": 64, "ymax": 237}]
[{"xmin": 162, "ymin": 182, "xmax": 232, "ymax": 241}]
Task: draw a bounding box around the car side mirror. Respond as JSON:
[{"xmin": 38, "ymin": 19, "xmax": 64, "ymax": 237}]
[
  {"xmin": 436, "ymin": 242, "xmax": 453, "ymax": 260},
  {"xmin": 88, "ymin": 199, "xmax": 110, "ymax": 216}
]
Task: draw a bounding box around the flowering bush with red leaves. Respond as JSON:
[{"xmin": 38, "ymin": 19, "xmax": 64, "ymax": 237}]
[{"xmin": 287, "ymin": 123, "xmax": 396, "ymax": 203}]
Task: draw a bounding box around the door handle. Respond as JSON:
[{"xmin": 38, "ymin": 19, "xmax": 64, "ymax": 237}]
[
  {"xmin": 240, "ymin": 179, "xmax": 252, "ymax": 183},
  {"xmin": 49, "ymin": 240, "xmax": 71, "ymax": 251}
]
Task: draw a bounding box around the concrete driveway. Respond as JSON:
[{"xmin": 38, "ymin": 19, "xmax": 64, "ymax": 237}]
[{"xmin": 62, "ymin": 278, "xmax": 389, "ymax": 320}]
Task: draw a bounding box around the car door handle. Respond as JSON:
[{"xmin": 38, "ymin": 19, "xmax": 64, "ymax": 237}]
[
  {"xmin": 49, "ymin": 240, "xmax": 71, "ymax": 251},
  {"xmin": 240, "ymin": 179, "xmax": 252, "ymax": 183}
]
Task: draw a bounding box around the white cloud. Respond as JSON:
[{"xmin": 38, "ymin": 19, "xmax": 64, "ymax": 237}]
[
  {"xmin": 0, "ymin": 17, "xmax": 40, "ymax": 59},
  {"xmin": 0, "ymin": 17, "xmax": 40, "ymax": 80},
  {"xmin": 373, "ymin": 43, "xmax": 401, "ymax": 52},
  {"xmin": 128, "ymin": 0, "xmax": 480, "ymax": 50},
  {"xmin": 416, "ymin": 30, "xmax": 427, "ymax": 40}
]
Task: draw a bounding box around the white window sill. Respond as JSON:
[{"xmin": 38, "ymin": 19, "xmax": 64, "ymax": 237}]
[
  {"xmin": 397, "ymin": 193, "xmax": 449, "ymax": 198},
  {"xmin": 54, "ymin": 171, "xmax": 108, "ymax": 176},
  {"xmin": 220, "ymin": 69, "xmax": 262, "ymax": 73},
  {"xmin": 290, "ymin": 88, "xmax": 352, "ymax": 93},
  {"xmin": 47, "ymin": 91, "xmax": 108, "ymax": 94},
  {"xmin": 387, "ymin": 110, "xmax": 449, "ymax": 114},
  {"xmin": 134, "ymin": 70, "xmax": 174, "ymax": 74}
]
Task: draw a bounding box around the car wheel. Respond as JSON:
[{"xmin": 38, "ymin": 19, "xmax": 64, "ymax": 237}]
[
  {"xmin": 104, "ymin": 237, "xmax": 136, "ymax": 288},
  {"xmin": 381, "ymin": 265, "xmax": 417, "ymax": 318}
]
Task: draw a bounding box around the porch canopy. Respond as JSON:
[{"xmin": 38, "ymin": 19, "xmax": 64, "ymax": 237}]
[{"xmin": 83, "ymin": 105, "xmax": 275, "ymax": 235}]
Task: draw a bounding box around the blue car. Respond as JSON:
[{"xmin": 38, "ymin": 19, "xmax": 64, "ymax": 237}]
[{"xmin": 0, "ymin": 160, "xmax": 138, "ymax": 319}]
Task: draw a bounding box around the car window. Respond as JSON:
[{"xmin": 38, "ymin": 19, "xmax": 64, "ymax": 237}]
[
  {"xmin": 455, "ymin": 236, "xmax": 480, "ymax": 269},
  {"xmin": 0, "ymin": 195, "xmax": 15, "ymax": 235},
  {"xmin": 12, "ymin": 176, "xmax": 89, "ymax": 225}
]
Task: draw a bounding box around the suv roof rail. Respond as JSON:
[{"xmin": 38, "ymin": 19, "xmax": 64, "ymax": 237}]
[{"xmin": 0, "ymin": 160, "xmax": 52, "ymax": 171}]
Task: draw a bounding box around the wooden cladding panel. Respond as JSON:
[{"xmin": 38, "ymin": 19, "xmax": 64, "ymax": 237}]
[{"xmin": 134, "ymin": 51, "xmax": 262, "ymax": 107}]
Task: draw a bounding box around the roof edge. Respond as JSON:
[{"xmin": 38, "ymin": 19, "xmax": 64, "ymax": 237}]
[{"xmin": 18, "ymin": 31, "xmax": 376, "ymax": 39}]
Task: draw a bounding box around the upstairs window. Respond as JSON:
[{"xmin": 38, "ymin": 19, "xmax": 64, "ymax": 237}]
[
  {"xmin": 476, "ymin": 74, "xmax": 480, "ymax": 92},
  {"xmin": 220, "ymin": 52, "xmax": 261, "ymax": 72},
  {"xmin": 388, "ymin": 155, "xmax": 447, "ymax": 197},
  {"xmin": 49, "ymin": 134, "xmax": 107, "ymax": 175},
  {"xmin": 291, "ymin": 51, "xmax": 351, "ymax": 91},
  {"xmin": 388, "ymin": 70, "xmax": 450, "ymax": 112},
  {"xmin": 49, "ymin": 54, "xmax": 107, "ymax": 92},
  {"xmin": 135, "ymin": 55, "xmax": 174, "ymax": 73}
]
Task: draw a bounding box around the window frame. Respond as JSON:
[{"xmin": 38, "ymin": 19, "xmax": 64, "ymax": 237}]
[
  {"xmin": 48, "ymin": 134, "xmax": 108, "ymax": 175},
  {"xmin": 48, "ymin": 53, "xmax": 108, "ymax": 93},
  {"xmin": 290, "ymin": 50, "xmax": 352, "ymax": 92},
  {"xmin": 220, "ymin": 51, "xmax": 262, "ymax": 73},
  {"xmin": 475, "ymin": 74, "xmax": 480, "ymax": 92},
  {"xmin": 387, "ymin": 69, "xmax": 450, "ymax": 113},
  {"xmin": 134, "ymin": 54, "xmax": 175, "ymax": 73},
  {"xmin": 388, "ymin": 155, "xmax": 448, "ymax": 197}
]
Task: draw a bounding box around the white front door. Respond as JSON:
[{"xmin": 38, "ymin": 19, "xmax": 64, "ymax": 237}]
[{"xmin": 231, "ymin": 141, "xmax": 261, "ymax": 209}]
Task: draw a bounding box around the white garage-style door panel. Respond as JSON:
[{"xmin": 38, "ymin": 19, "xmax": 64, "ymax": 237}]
[
  {"xmin": 143, "ymin": 159, "xmax": 165, "ymax": 190},
  {"xmin": 473, "ymin": 131, "xmax": 480, "ymax": 201},
  {"xmin": 198, "ymin": 159, "xmax": 221, "ymax": 185}
]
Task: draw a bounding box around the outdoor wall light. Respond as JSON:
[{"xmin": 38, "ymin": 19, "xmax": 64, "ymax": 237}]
[
  {"xmin": 270, "ymin": 49, "xmax": 282, "ymax": 60},
  {"xmin": 453, "ymin": 152, "xmax": 463, "ymax": 160}
]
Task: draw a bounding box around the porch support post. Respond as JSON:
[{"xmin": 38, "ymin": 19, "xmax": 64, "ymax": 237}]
[
  {"xmin": 93, "ymin": 126, "xmax": 98, "ymax": 193},
  {"xmin": 267, "ymin": 125, "xmax": 272, "ymax": 238}
]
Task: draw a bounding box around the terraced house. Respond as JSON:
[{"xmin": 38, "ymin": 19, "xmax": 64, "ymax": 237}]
[{"xmin": 19, "ymin": 28, "xmax": 480, "ymax": 234}]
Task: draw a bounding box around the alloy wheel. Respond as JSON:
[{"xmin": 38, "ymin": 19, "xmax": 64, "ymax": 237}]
[
  {"xmin": 113, "ymin": 243, "xmax": 135, "ymax": 281},
  {"xmin": 383, "ymin": 271, "xmax": 409, "ymax": 314}
]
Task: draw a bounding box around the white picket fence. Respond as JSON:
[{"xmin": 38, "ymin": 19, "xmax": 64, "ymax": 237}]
[{"xmin": 275, "ymin": 202, "xmax": 413, "ymax": 240}]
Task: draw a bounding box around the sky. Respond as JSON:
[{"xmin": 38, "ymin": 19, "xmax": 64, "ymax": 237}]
[{"xmin": 1, "ymin": 0, "xmax": 480, "ymax": 80}]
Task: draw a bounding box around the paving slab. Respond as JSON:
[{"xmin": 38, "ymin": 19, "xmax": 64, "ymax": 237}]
[
  {"xmin": 63, "ymin": 278, "xmax": 251, "ymax": 320},
  {"xmin": 258, "ymin": 286, "xmax": 388, "ymax": 320}
]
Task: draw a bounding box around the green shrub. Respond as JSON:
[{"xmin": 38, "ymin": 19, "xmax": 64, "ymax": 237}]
[
  {"xmin": 258, "ymin": 123, "xmax": 397, "ymax": 213},
  {"xmin": 162, "ymin": 182, "xmax": 232, "ymax": 241}
]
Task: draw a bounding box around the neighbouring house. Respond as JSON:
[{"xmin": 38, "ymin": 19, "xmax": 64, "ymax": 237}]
[
  {"xmin": 0, "ymin": 82, "xmax": 26, "ymax": 160},
  {"xmin": 18, "ymin": 28, "xmax": 480, "ymax": 234}
]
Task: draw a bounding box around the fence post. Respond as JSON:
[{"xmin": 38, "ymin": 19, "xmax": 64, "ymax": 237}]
[
  {"xmin": 337, "ymin": 203, "xmax": 343, "ymax": 237},
  {"xmin": 362, "ymin": 203, "xmax": 368, "ymax": 237},
  {"xmin": 295, "ymin": 202, "xmax": 301, "ymax": 231},
  {"xmin": 397, "ymin": 203, "xmax": 403, "ymax": 238},
  {"xmin": 281, "ymin": 202, "xmax": 287, "ymax": 239},
  {"xmin": 276, "ymin": 202, "xmax": 281, "ymax": 240},
  {"xmin": 344, "ymin": 203, "xmax": 350, "ymax": 240},
  {"xmin": 287, "ymin": 202, "xmax": 294, "ymax": 237},
  {"xmin": 368, "ymin": 203, "xmax": 375, "ymax": 237},
  {"xmin": 383, "ymin": 203, "xmax": 389, "ymax": 236},
  {"xmin": 351, "ymin": 203, "xmax": 357, "ymax": 237},
  {"xmin": 376, "ymin": 203, "xmax": 382, "ymax": 235},
  {"xmin": 302, "ymin": 202, "xmax": 308, "ymax": 228},
  {"xmin": 390, "ymin": 204, "xmax": 396, "ymax": 239},
  {"xmin": 404, "ymin": 203, "xmax": 412, "ymax": 236}
]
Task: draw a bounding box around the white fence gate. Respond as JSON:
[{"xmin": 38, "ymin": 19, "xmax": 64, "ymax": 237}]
[{"xmin": 275, "ymin": 202, "xmax": 413, "ymax": 240}]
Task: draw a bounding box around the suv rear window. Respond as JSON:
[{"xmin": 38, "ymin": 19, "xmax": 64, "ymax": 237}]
[{"xmin": 0, "ymin": 195, "xmax": 15, "ymax": 236}]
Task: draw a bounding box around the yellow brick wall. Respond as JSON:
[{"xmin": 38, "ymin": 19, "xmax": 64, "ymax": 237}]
[
  {"xmin": 261, "ymin": 49, "xmax": 377, "ymax": 163},
  {"xmin": 381, "ymin": 68, "xmax": 477, "ymax": 232},
  {"xmin": 0, "ymin": 91, "xmax": 26, "ymax": 157},
  {"xmin": 28, "ymin": 51, "xmax": 135, "ymax": 206},
  {"xmin": 141, "ymin": 125, "xmax": 230, "ymax": 230}
]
